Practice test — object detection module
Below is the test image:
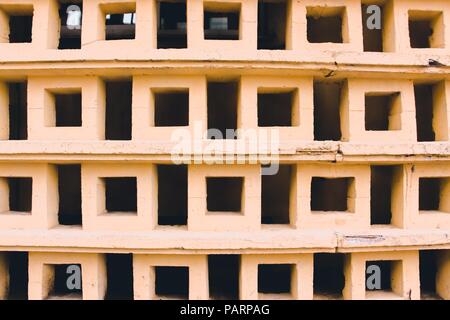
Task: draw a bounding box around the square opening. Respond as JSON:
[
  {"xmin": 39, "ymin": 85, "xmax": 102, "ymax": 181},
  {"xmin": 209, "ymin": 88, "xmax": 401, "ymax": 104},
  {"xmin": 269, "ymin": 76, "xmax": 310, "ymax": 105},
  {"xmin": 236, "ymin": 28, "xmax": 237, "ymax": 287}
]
[
  {"xmin": 311, "ymin": 177, "xmax": 354, "ymax": 213},
  {"xmin": 207, "ymin": 80, "xmax": 238, "ymax": 139},
  {"xmin": 157, "ymin": 0, "xmax": 187, "ymax": 49},
  {"xmin": 313, "ymin": 81, "xmax": 342, "ymax": 141},
  {"xmin": 419, "ymin": 250, "xmax": 442, "ymax": 300},
  {"xmin": 419, "ymin": 177, "xmax": 450, "ymax": 213},
  {"xmin": 104, "ymin": 8, "xmax": 136, "ymax": 41},
  {"xmin": 50, "ymin": 91, "xmax": 82, "ymax": 127},
  {"xmin": 257, "ymin": 0, "xmax": 287, "ymax": 50},
  {"xmin": 157, "ymin": 164, "xmax": 187, "ymax": 226},
  {"xmin": 365, "ymin": 93, "xmax": 401, "ymax": 131},
  {"xmin": 3, "ymin": 177, "xmax": 32, "ymax": 213},
  {"xmin": 414, "ymin": 83, "xmax": 447, "ymax": 142},
  {"xmin": 314, "ymin": 253, "xmax": 345, "ymax": 299},
  {"xmin": 7, "ymin": 12, "xmax": 33, "ymax": 43},
  {"xmin": 261, "ymin": 165, "xmax": 293, "ymax": 224},
  {"xmin": 8, "ymin": 82, "xmax": 27, "ymax": 140},
  {"xmin": 6, "ymin": 252, "xmax": 28, "ymax": 300},
  {"xmin": 105, "ymin": 80, "xmax": 132, "ymax": 140},
  {"xmin": 105, "ymin": 254, "xmax": 134, "ymax": 300},
  {"xmin": 362, "ymin": 3, "xmax": 384, "ymax": 52},
  {"xmin": 208, "ymin": 255, "xmax": 240, "ymax": 300},
  {"xmin": 103, "ymin": 177, "xmax": 137, "ymax": 214},
  {"xmin": 409, "ymin": 11, "xmax": 444, "ymax": 49},
  {"xmin": 47, "ymin": 264, "xmax": 82, "ymax": 299},
  {"xmin": 307, "ymin": 6, "xmax": 345, "ymax": 43},
  {"xmin": 258, "ymin": 89, "xmax": 298, "ymax": 127},
  {"xmin": 58, "ymin": 1, "xmax": 82, "ymax": 49},
  {"xmin": 258, "ymin": 264, "xmax": 292, "ymax": 296},
  {"xmin": 57, "ymin": 164, "xmax": 82, "ymax": 226},
  {"xmin": 155, "ymin": 266, "xmax": 189, "ymax": 299},
  {"xmin": 154, "ymin": 89, "xmax": 189, "ymax": 127},
  {"xmin": 204, "ymin": 2, "xmax": 240, "ymax": 40},
  {"xmin": 207, "ymin": 177, "xmax": 243, "ymax": 213},
  {"xmin": 371, "ymin": 166, "xmax": 398, "ymax": 225},
  {"xmin": 365, "ymin": 260, "xmax": 402, "ymax": 298}
]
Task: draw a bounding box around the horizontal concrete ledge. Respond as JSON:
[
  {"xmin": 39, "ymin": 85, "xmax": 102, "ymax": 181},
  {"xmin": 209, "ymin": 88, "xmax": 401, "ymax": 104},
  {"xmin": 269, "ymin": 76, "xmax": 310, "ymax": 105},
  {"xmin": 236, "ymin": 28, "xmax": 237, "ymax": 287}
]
[
  {"xmin": 0, "ymin": 141, "xmax": 450, "ymax": 163},
  {"xmin": 0, "ymin": 228, "xmax": 447, "ymax": 254},
  {"xmin": 0, "ymin": 59, "xmax": 449, "ymax": 80}
]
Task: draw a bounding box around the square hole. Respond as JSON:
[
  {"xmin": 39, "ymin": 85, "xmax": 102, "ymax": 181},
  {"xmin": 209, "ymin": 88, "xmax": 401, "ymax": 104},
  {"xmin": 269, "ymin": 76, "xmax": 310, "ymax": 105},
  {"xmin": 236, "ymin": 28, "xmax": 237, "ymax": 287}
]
[
  {"xmin": 51, "ymin": 91, "xmax": 82, "ymax": 127},
  {"xmin": 257, "ymin": 0, "xmax": 287, "ymax": 50},
  {"xmin": 365, "ymin": 260, "xmax": 402, "ymax": 298},
  {"xmin": 58, "ymin": 1, "xmax": 82, "ymax": 49},
  {"xmin": 57, "ymin": 164, "xmax": 82, "ymax": 226},
  {"xmin": 307, "ymin": 6, "xmax": 345, "ymax": 43},
  {"xmin": 419, "ymin": 250, "xmax": 443, "ymax": 300},
  {"xmin": 419, "ymin": 178, "xmax": 450, "ymax": 213},
  {"xmin": 365, "ymin": 93, "xmax": 401, "ymax": 131},
  {"xmin": 311, "ymin": 177, "xmax": 355, "ymax": 212},
  {"xmin": 204, "ymin": 2, "xmax": 240, "ymax": 40},
  {"xmin": 313, "ymin": 81, "xmax": 342, "ymax": 141},
  {"xmin": 261, "ymin": 165, "xmax": 293, "ymax": 224},
  {"xmin": 157, "ymin": 165, "xmax": 187, "ymax": 226},
  {"xmin": 6, "ymin": 252, "xmax": 28, "ymax": 300},
  {"xmin": 8, "ymin": 82, "xmax": 28, "ymax": 140},
  {"xmin": 409, "ymin": 11, "xmax": 444, "ymax": 49},
  {"xmin": 258, "ymin": 89, "xmax": 298, "ymax": 127},
  {"xmin": 258, "ymin": 264, "xmax": 292, "ymax": 295},
  {"xmin": 155, "ymin": 266, "xmax": 189, "ymax": 299},
  {"xmin": 47, "ymin": 264, "xmax": 82, "ymax": 299},
  {"xmin": 207, "ymin": 177, "xmax": 243, "ymax": 213},
  {"xmin": 314, "ymin": 253, "xmax": 345, "ymax": 299},
  {"xmin": 208, "ymin": 255, "xmax": 240, "ymax": 300},
  {"xmin": 105, "ymin": 254, "xmax": 134, "ymax": 300},
  {"xmin": 105, "ymin": 80, "xmax": 132, "ymax": 140},
  {"xmin": 207, "ymin": 80, "xmax": 239, "ymax": 139},
  {"xmin": 105, "ymin": 9, "xmax": 136, "ymax": 40},
  {"xmin": 8, "ymin": 14, "xmax": 33, "ymax": 43},
  {"xmin": 154, "ymin": 89, "xmax": 189, "ymax": 127},
  {"xmin": 362, "ymin": 3, "xmax": 384, "ymax": 52},
  {"xmin": 4, "ymin": 177, "xmax": 32, "ymax": 213},
  {"xmin": 103, "ymin": 177, "xmax": 137, "ymax": 214},
  {"xmin": 157, "ymin": 0, "xmax": 187, "ymax": 49}
]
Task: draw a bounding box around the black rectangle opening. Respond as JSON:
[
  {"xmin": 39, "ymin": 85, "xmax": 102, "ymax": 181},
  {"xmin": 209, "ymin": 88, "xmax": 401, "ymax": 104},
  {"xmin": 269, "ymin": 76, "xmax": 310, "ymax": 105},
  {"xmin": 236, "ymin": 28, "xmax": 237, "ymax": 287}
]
[
  {"xmin": 105, "ymin": 80, "xmax": 132, "ymax": 140},
  {"xmin": 258, "ymin": 264, "xmax": 292, "ymax": 294},
  {"xmin": 204, "ymin": 4, "xmax": 240, "ymax": 40},
  {"xmin": 58, "ymin": 1, "xmax": 82, "ymax": 49},
  {"xmin": 419, "ymin": 250, "xmax": 441, "ymax": 299},
  {"xmin": 207, "ymin": 177, "xmax": 243, "ymax": 212},
  {"xmin": 157, "ymin": 164, "xmax": 187, "ymax": 226},
  {"xmin": 314, "ymin": 253, "xmax": 345, "ymax": 299},
  {"xmin": 365, "ymin": 261, "xmax": 393, "ymax": 291},
  {"xmin": 207, "ymin": 81, "xmax": 238, "ymax": 139},
  {"xmin": 57, "ymin": 164, "xmax": 82, "ymax": 226},
  {"xmin": 154, "ymin": 90, "xmax": 189, "ymax": 126},
  {"xmin": 258, "ymin": 90, "xmax": 295, "ymax": 127},
  {"xmin": 8, "ymin": 177, "xmax": 32, "ymax": 213},
  {"xmin": 307, "ymin": 8, "xmax": 343, "ymax": 43},
  {"xmin": 49, "ymin": 264, "xmax": 82, "ymax": 299},
  {"xmin": 104, "ymin": 177, "xmax": 137, "ymax": 213},
  {"xmin": 419, "ymin": 178, "xmax": 441, "ymax": 211},
  {"xmin": 105, "ymin": 13, "xmax": 136, "ymax": 40},
  {"xmin": 313, "ymin": 81, "xmax": 342, "ymax": 141},
  {"xmin": 371, "ymin": 166, "xmax": 394, "ymax": 225},
  {"xmin": 262, "ymin": 164, "xmax": 292, "ymax": 224},
  {"xmin": 365, "ymin": 93, "xmax": 400, "ymax": 131},
  {"xmin": 8, "ymin": 82, "xmax": 27, "ymax": 140},
  {"xmin": 414, "ymin": 84, "xmax": 436, "ymax": 142},
  {"xmin": 311, "ymin": 177, "xmax": 352, "ymax": 212},
  {"xmin": 208, "ymin": 255, "xmax": 240, "ymax": 300},
  {"xmin": 155, "ymin": 266, "xmax": 189, "ymax": 299},
  {"xmin": 6, "ymin": 252, "xmax": 28, "ymax": 300},
  {"xmin": 9, "ymin": 15, "xmax": 33, "ymax": 43},
  {"xmin": 105, "ymin": 254, "xmax": 134, "ymax": 300},
  {"xmin": 362, "ymin": 4, "xmax": 383, "ymax": 52},
  {"xmin": 257, "ymin": 0, "xmax": 286, "ymax": 50},
  {"xmin": 55, "ymin": 92, "xmax": 82, "ymax": 127},
  {"xmin": 157, "ymin": 1, "xmax": 187, "ymax": 49}
]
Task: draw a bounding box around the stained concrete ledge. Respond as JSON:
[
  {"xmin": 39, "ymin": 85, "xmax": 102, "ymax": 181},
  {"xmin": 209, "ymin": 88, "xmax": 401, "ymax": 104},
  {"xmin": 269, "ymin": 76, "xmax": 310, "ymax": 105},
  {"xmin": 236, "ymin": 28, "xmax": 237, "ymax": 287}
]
[{"xmin": 0, "ymin": 228, "xmax": 447, "ymax": 254}]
